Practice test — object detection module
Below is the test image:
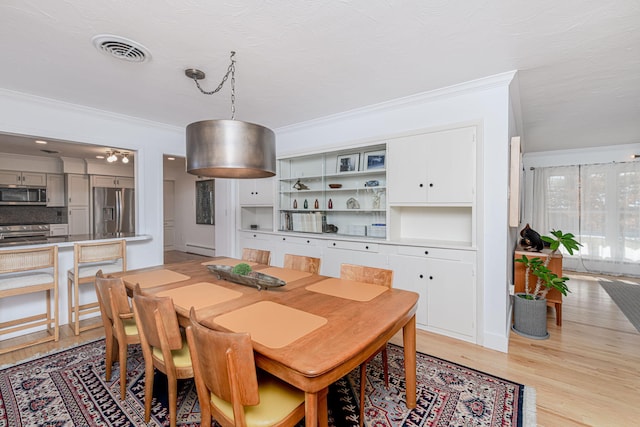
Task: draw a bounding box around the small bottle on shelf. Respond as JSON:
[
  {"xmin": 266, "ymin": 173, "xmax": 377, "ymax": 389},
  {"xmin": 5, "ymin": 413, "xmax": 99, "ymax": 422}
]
[
  {"xmin": 293, "ymin": 199, "xmax": 298, "ymax": 209},
  {"xmin": 303, "ymin": 199, "xmax": 308, "ymax": 209},
  {"xmin": 314, "ymin": 199, "xmax": 319, "ymax": 209},
  {"xmin": 328, "ymin": 198, "xmax": 333, "ymax": 209}
]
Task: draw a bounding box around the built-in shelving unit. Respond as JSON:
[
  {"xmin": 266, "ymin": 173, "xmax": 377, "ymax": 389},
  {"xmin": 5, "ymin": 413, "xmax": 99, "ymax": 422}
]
[{"xmin": 278, "ymin": 144, "xmax": 387, "ymax": 238}]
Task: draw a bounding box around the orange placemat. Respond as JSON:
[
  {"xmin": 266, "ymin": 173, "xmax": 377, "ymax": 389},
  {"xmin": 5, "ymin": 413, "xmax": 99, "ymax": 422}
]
[
  {"xmin": 258, "ymin": 267, "xmax": 312, "ymax": 283},
  {"xmin": 214, "ymin": 301, "xmax": 327, "ymax": 349},
  {"xmin": 201, "ymin": 258, "xmax": 258, "ymax": 267},
  {"xmin": 121, "ymin": 269, "xmax": 191, "ymax": 289},
  {"xmin": 306, "ymin": 278, "xmax": 388, "ymax": 301},
  {"xmin": 156, "ymin": 282, "xmax": 243, "ymax": 310}
]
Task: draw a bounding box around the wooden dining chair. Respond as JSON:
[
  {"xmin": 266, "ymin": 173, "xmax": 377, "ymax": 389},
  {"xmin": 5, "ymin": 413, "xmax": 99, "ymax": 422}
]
[
  {"xmin": 283, "ymin": 253, "xmax": 321, "ymax": 274},
  {"xmin": 68, "ymin": 239, "xmax": 127, "ymax": 335},
  {"xmin": 94, "ymin": 270, "xmax": 139, "ymax": 400},
  {"xmin": 0, "ymin": 246, "xmax": 59, "ymax": 355},
  {"xmin": 186, "ymin": 307, "xmax": 306, "ymax": 427},
  {"xmin": 340, "ymin": 263, "xmax": 394, "ymax": 427},
  {"xmin": 241, "ymin": 248, "xmax": 271, "ymax": 265},
  {"xmin": 132, "ymin": 284, "xmax": 193, "ymax": 427}
]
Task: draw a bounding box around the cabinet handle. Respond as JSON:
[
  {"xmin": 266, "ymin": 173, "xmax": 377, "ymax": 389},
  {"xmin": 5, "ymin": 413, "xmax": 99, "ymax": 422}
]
[
  {"xmin": 429, "ymin": 276, "xmax": 433, "ymax": 280},
  {"xmin": 419, "ymin": 274, "xmax": 423, "ymax": 279},
  {"xmin": 306, "ymin": 240, "xmax": 310, "ymax": 243},
  {"xmin": 429, "ymin": 183, "xmax": 434, "ymax": 187},
  {"xmin": 333, "ymin": 243, "xmax": 336, "ymax": 246},
  {"xmin": 365, "ymin": 245, "xmax": 369, "ymax": 250},
  {"xmin": 419, "ymin": 183, "xmax": 423, "ymax": 188},
  {"xmin": 424, "ymin": 250, "xmax": 429, "ymax": 255},
  {"xmin": 253, "ymin": 234, "xmax": 257, "ymax": 237},
  {"xmin": 282, "ymin": 237, "xmax": 286, "ymax": 241}
]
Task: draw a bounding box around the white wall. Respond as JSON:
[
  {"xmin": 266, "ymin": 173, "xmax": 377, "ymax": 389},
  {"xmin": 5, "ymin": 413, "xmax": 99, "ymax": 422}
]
[
  {"xmin": 276, "ymin": 72, "xmax": 515, "ymax": 352},
  {"xmin": 0, "ymin": 88, "xmax": 185, "ymax": 269}
]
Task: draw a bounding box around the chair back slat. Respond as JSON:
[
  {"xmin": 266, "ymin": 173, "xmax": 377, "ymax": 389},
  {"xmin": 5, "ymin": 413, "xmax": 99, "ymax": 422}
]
[
  {"xmin": 241, "ymin": 248, "xmax": 271, "ymax": 265},
  {"xmin": 133, "ymin": 292, "xmax": 183, "ymax": 350},
  {"xmin": 340, "ymin": 263, "xmax": 394, "ymax": 288},
  {"xmin": 95, "ymin": 274, "xmax": 131, "ymax": 321},
  {"xmin": 283, "ymin": 254, "xmax": 321, "ymax": 274},
  {"xmin": 0, "ymin": 246, "xmax": 56, "ymax": 273}
]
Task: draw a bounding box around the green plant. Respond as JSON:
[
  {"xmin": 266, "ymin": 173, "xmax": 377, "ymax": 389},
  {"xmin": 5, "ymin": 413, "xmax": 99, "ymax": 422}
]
[
  {"xmin": 232, "ymin": 263, "xmax": 253, "ymax": 276},
  {"xmin": 515, "ymin": 229, "xmax": 581, "ymax": 300}
]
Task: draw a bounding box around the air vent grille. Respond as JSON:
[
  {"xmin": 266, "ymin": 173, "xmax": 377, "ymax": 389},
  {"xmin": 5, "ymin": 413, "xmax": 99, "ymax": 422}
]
[{"xmin": 92, "ymin": 35, "xmax": 151, "ymax": 63}]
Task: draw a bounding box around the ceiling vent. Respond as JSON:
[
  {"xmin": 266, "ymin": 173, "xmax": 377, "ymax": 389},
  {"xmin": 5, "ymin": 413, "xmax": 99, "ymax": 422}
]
[{"xmin": 92, "ymin": 34, "xmax": 151, "ymax": 63}]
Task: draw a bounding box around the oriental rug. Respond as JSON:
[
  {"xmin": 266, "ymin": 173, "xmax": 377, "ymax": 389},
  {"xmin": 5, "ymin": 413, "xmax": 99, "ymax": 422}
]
[{"xmin": 0, "ymin": 340, "xmax": 535, "ymax": 426}]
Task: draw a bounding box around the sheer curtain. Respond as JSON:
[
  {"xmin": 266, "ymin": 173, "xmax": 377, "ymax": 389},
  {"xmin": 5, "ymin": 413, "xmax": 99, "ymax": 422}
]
[{"xmin": 531, "ymin": 161, "xmax": 640, "ymax": 277}]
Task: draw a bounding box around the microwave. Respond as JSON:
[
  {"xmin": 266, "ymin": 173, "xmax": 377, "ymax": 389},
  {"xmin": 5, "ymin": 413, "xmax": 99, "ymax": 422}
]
[{"xmin": 0, "ymin": 187, "xmax": 47, "ymax": 205}]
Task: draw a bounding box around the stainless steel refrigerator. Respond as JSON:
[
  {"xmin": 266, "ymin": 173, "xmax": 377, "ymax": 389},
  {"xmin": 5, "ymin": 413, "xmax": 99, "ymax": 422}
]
[{"xmin": 93, "ymin": 187, "xmax": 135, "ymax": 235}]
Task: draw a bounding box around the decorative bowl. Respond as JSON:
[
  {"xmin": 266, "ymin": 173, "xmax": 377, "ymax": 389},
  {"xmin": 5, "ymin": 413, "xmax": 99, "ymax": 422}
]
[
  {"xmin": 207, "ymin": 265, "xmax": 286, "ymax": 290},
  {"xmin": 328, "ymin": 184, "xmax": 342, "ymax": 189}
]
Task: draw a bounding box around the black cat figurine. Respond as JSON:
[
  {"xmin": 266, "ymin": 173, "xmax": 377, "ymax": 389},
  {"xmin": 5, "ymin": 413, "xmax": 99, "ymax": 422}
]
[{"xmin": 519, "ymin": 223, "xmax": 544, "ymax": 251}]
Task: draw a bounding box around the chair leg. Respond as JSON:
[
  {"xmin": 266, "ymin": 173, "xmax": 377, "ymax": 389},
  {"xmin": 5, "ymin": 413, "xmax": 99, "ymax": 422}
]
[
  {"xmin": 360, "ymin": 363, "xmax": 367, "ymax": 427},
  {"xmin": 104, "ymin": 334, "xmax": 114, "ymax": 382},
  {"xmin": 118, "ymin": 340, "xmax": 128, "ymax": 400},
  {"xmin": 555, "ymin": 303, "xmax": 562, "ymax": 326},
  {"xmin": 144, "ymin": 362, "xmax": 154, "ymax": 423},
  {"xmin": 382, "ymin": 346, "xmax": 389, "ymax": 387},
  {"xmin": 168, "ymin": 376, "xmax": 178, "ymax": 427}
]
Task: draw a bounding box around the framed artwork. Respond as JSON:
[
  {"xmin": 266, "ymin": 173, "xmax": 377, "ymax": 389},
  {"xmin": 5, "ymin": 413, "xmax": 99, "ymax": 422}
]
[
  {"xmin": 195, "ymin": 179, "xmax": 215, "ymax": 225},
  {"xmin": 364, "ymin": 150, "xmax": 386, "ymax": 170},
  {"xmin": 336, "ymin": 153, "xmax": 360, "ymax": 173}
]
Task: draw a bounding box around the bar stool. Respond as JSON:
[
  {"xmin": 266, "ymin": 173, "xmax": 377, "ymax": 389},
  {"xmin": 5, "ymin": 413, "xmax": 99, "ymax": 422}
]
[
  {"xmin": 67, "ymin": 240, "xmax": 126, "ymax": 335},
  {"xmin": 0, "ymin": 246, "xmax": 59, "ymax": 354}
]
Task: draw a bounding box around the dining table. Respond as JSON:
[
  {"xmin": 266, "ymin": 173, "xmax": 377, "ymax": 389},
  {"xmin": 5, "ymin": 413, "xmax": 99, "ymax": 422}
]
[{"xmin": 118, "ymin": 257, "xmax": 419, "ymax": 427}]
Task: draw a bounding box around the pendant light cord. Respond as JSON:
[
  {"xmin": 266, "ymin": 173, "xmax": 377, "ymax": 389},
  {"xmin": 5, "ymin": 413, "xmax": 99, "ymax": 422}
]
[{"xmin": 190, "ymin": 51, "xmax": 236, "ymax": 119}]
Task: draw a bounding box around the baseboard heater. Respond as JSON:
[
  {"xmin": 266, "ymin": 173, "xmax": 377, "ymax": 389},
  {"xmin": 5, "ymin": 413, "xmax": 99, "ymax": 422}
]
[{"xmin": 185, "ymin": 244, "xmax": 215, "ymax": 257}]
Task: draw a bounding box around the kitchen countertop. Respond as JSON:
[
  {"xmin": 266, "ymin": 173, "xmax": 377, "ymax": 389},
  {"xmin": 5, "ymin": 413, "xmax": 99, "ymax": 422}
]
[{"xmin": 0, "ymin": 233, "xmax": 151, "ymax": 249}]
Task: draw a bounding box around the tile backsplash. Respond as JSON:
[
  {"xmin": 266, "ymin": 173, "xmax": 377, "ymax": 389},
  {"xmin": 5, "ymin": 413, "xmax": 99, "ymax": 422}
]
[{"xmin": 0, "ymin": 206, "xmax": 68, "ymax": 224}]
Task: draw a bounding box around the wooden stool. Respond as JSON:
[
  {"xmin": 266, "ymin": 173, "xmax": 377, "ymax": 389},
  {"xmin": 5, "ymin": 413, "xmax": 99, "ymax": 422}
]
[
  {"xmin": 0, "ymin": 246, "xmax": 59, "ymax": 354},
  {"xmin": 67, "ymin": 240, "xmax": 126, "ymax": 335}
]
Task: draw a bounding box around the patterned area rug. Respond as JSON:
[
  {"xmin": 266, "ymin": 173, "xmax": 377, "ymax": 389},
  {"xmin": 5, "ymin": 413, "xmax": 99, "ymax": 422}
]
[
  {"xmin": 599, "ymin": 280, "xmax": 640, "ymax": 332},
  {"xmin": 0, "ymin": 339, "xmax": 534, "ymax": 426}
]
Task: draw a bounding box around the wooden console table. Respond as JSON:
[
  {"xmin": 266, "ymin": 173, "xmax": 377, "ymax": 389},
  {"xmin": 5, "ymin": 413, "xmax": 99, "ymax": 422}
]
[{"xmin": 514, "ymin": 248, "xmax": 563, "ymax": 326}]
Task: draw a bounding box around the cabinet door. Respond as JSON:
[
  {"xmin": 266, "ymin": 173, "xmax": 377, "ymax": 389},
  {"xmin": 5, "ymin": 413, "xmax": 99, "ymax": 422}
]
[
  {"xmin": 239, "ymin": 178, "xmax": 273, "ymax": 206},
  {"xmin": 68, "ymin": 206, "xmax": 89, "ymax": 235},
  {"xmin": 237, "ymin": 232, "xmax": 275, "ymax": 259},
  {"xmin": 21, "ymin": 172, "xmax": 46, "ymax": 186},
  {"xmin": 92, "ymin": 175, "xmax": 116, "ymax": 187},
  {"xmin": 46, "ymin": 174, "xmax": 66, "ymax": 207},
  {"xmin": 115, "ymin": 177, "xmax": 135, "ymax": 188},
  {"xmin": 387, "ymin": 134, "xmax": 428, "ymax": 203},
  {"xmin": 67, "ymin": 174, "xmax": 89, "ymax": 206},
  {"xmin": 0, "ymin": 171, "xmax": 23, "ymax": 186},
  {"xmin": 322, "ymin": 241, "xmax": 386, "ymax": 277},
  {"xmin": 49, "ymin": 224, "xmax": 69, "ymax": 236},
  {"xmin": 273, "ymin": 235, "xmax": 322, "ymax": 267},
  {"xmin": 426, "ymin": 257, "xmax": 475, "ymax": 338},
  {"xmin": 426, "ymin": 126, "xmax": 475, "ymax": 203},
  {"xmin": 388, "ymin": 254, "xmax": 429, "ymax": 326}
]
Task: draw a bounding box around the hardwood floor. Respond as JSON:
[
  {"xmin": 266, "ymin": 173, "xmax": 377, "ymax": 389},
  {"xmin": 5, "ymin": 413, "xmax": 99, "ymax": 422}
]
[{"xmin": 2, "ymin": 253, "xmax": 638, "ymax": 426}]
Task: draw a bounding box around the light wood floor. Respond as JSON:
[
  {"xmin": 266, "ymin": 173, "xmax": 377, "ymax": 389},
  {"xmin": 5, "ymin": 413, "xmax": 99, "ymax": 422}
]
[{"xmin": 1, "ymin": 251, "xmax": 638, "ymax": 426}]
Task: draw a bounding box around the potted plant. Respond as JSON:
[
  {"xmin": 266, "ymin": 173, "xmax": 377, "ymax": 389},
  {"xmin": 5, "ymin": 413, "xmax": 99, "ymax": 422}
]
[{"xmin": 512, "ymin": 229, "xmax": 581, "ymax": 339}]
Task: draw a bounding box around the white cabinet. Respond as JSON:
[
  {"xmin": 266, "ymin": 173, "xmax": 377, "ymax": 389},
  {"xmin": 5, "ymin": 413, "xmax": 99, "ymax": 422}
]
[
  {"xmin": 68, "ymin": 206, "xmax": 90, "ymax": 235},
  {"xmin": 322, "ymin": 240, "xmax": 387, "ymax": 277},
  {"xmin": 239, "ymin": 178, "xmax": 274, "ymax": 206},
  {"xmin": 91, "ymin": 175, "xmax": 134, "ymax": 188},
  {"xmin": 388, "ymin": 126, "xmax": 475, "ymax": 204},
  {"xmin": 46, "ymin": 174, "xmax": 65, "ymax": 207},
  {"xmin": 272, "ymin": 235, "xmax": 322, "ymax": 267},
  {"xmin": 238, "ymin": 231, "xmax": 276, "ymax": 257},
  {"xmin": 388, "ymin": 246, "xmax": 476, "ymax": 341},
  {"xmin": 0, "ymin": 170, "xmax": 46, "ymax": 186},
  {"xmin": 66, "ymin": 174, "xmax": 89, "ymax": 207},
  {"xmin": 49, "ymin": 224, "xmax": 69, "ymax": 236}
]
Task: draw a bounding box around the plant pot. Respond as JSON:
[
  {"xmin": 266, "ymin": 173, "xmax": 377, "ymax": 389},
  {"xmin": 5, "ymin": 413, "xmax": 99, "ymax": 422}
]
[{"xmin": 511, "ymin": 292, "xmax": 550, "ymax": 339}]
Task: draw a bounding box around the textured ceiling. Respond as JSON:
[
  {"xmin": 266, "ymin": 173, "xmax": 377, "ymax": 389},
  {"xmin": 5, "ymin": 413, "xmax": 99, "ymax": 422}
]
[{"xmin": 0, "ymin": 0, "xmax": 638, "ymax": 157}]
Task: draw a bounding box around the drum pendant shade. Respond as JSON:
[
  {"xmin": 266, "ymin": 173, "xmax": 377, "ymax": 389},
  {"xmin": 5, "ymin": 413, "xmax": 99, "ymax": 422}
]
[{"xmin": 186, "ymin": 119, "xmax": 276, "ymax": 178}]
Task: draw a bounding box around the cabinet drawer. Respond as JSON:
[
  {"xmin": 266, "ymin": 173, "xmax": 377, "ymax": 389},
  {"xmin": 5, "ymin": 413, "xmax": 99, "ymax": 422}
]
[
  {"xmin": 278, "ymin": 235, "xmax": 318, "ymax": 246},
  {"xmin": 397, "ymin": 245, "xmax": 472, "ymax": 262},
  {"xmin": 327, "ymin": 240, "xmax": 379, "ymax": 253},
  {"xmin": 239, "ymin": 231, "xmax": 271, "ymax": 241}
]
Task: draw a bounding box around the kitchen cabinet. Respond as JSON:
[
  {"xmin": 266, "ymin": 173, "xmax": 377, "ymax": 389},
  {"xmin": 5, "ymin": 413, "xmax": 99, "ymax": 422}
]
[
  {"xmin": 68, "ymin": 206, "xmax": 89, "ymax": 235},
  {"xmin": 0, "ymin": 170, "xmax": 46, "ymax": 187},
  {"xmin": 91, "ymin": 175, "xmax": 134, "ymax": 188},
  {"xmin": 388, "ymin": 245, "xmax": 476, "ymax": 341},
  {"xmin": 49, "ymin": 223, "xmax": 69, "ymax": 236},
  {"xmin": 46, "ymin": 174, "xmax": 65, "ymax": 207},
  {"xmin": 66, "ymin": 174, "xmax": 89, "ymax": 207}
]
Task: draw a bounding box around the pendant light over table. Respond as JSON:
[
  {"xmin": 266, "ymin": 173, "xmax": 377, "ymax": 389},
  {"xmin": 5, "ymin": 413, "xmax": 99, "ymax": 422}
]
[{"xmin": 185, "ymin": 52, "xmax": 276, "ymax": 178}]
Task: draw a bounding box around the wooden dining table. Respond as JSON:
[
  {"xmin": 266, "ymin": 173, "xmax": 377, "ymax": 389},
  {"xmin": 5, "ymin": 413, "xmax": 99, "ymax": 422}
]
[{"xmin": 118, "ymin": 257, "xmax": 419, "ymax": 427}]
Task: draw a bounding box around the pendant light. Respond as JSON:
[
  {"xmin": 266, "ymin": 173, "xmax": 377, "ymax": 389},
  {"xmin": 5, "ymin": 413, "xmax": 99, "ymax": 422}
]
[{"xmin": 185, "ymin": 52, "xmax": 276, "ymax": 178}]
